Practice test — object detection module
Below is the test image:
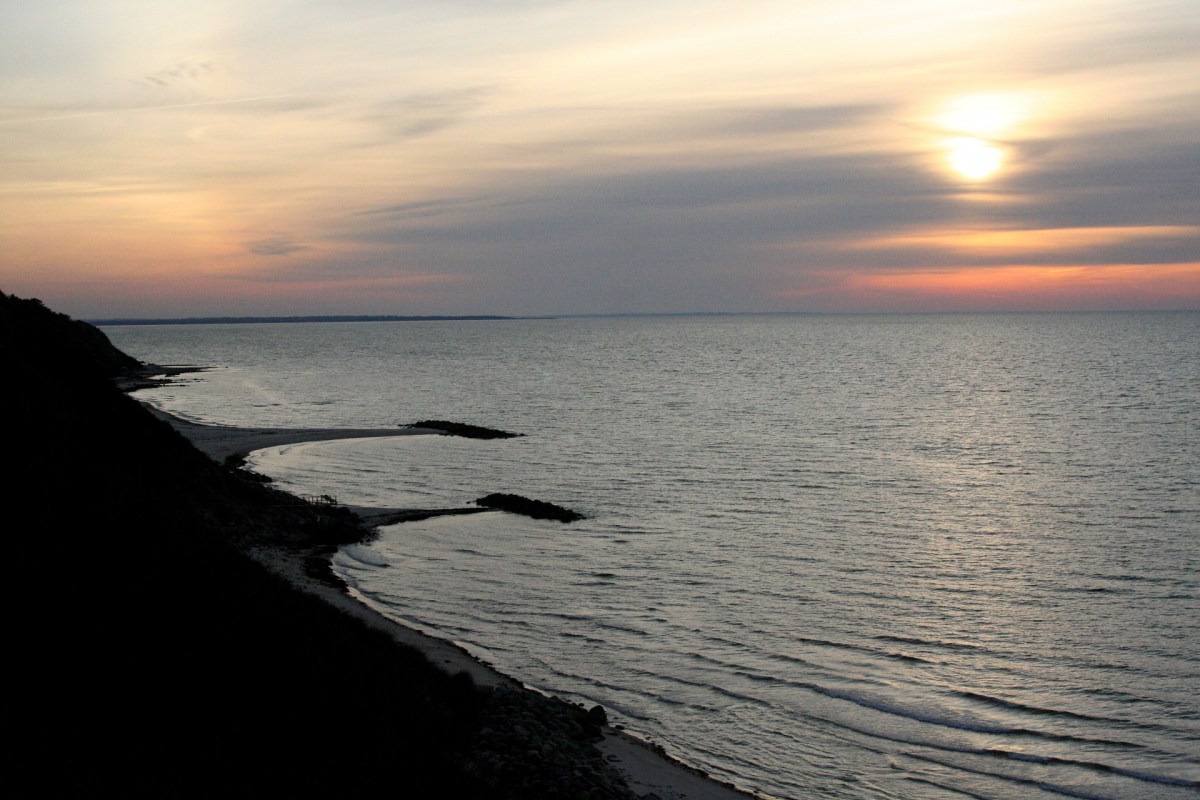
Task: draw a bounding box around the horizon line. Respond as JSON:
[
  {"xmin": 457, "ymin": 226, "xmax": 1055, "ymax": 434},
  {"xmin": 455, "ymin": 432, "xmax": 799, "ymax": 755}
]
[{"xmin": 90, "ymin": 308, "xmax": 1199, "ymax": 326}]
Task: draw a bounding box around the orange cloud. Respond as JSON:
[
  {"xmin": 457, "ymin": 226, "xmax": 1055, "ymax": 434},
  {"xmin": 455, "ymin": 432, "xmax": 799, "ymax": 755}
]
[
  {"xmin": 775, "ymin": 263, "xmax": 1200, "ymax": 312},
  {"xmin": 850, "ymin": 226, "xmax": 1200, "ymax": 255}
]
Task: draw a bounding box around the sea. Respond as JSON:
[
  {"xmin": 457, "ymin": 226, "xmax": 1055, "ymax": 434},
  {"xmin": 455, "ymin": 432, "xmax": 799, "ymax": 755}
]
[{"xmin": 105, "ymin": 312, "xmax": 1200, "ymax": 800}]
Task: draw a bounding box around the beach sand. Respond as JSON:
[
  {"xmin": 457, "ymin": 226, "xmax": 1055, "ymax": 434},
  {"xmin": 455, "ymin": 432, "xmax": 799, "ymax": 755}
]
[
  {"xmin": 151, "ymin": 407, "xmax": 759, "ymax": 800},
  {"xmin": 146, "ymin": 406, "xmax": 435, "ymax": 463}
]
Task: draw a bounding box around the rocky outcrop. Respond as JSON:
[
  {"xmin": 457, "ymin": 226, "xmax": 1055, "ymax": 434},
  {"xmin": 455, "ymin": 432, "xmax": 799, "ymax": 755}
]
[
  {"xmin": 410, "ymin": 420, "xmax": 524, "ymax": 439},
  {"xmin": 474, "ymin": 493, "xmax": 585, "ymax": 523},
  {"xmin": 466, "ymin": 689, "xmax": 636, "ymax": 800}
]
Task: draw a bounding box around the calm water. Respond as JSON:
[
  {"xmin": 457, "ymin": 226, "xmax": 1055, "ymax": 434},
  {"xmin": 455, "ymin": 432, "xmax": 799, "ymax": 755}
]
[{"xmin": 108, "ymin": 313, "xmax": 1200, "ymax": 800}]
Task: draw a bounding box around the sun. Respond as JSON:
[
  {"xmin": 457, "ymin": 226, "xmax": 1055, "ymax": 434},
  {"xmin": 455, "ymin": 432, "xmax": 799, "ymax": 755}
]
[
  {"xmin": 946, "ymin": 136, "xmax": 1004, "ymax": 180},
  {"xmin": 933, "ymin": 92, "xmax": 1026, "ymax": 182}
]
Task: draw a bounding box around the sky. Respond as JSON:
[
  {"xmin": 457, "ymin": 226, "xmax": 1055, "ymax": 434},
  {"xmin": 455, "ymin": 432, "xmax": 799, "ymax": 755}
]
[{"xmin": 2, "ymin": 0, "xmax": 1198, "ymax": 317}]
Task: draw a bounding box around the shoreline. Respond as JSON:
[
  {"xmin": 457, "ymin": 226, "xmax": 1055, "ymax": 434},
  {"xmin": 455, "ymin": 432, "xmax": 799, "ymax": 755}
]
[
  {"xmin": 145, "ymin": 404, "xmax": 436, "ymax": 463},
  {"xmin": 148, "ymin": 403, "xmax": 761, "ymax": 800}
]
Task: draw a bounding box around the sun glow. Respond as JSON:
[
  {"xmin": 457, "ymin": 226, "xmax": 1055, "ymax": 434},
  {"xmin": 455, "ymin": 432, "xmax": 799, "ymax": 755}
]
[
  {"xmin": 939, "ymin": 93, "xmax": 1025, "ymax": 137},
  {"xmin": 946, "ymin": 136, "xmax": 1004, "ymax": 180},
  {"xmin": 935, "ymin": 93, "xmax": 1027, "ymax": 181}
]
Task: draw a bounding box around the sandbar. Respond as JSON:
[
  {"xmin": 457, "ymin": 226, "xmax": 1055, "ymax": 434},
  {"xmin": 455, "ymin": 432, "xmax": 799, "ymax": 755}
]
[{"xmin": 147, "ymin": 405, "xmax": 437, "ymax": 463}]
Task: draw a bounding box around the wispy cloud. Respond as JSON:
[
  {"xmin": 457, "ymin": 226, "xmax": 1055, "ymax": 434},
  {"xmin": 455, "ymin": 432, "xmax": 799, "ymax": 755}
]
[
  {"xmin": 138, "ymin": 58, "xmax": 218, "ymax": 89},
  {"xmin": 359, "ymin": 197, "xmax": 482, "ymax": 219},
  {"xmin": 0, "ymin": 94, "xmax": 303, "ymax": 126},
  {"xmin": 361, "ymin": 87, "xmax": 495, "ymax": 139},
  {"xmin": 247, "ymin": 236, "xmax": 308, "ymax": 257}
]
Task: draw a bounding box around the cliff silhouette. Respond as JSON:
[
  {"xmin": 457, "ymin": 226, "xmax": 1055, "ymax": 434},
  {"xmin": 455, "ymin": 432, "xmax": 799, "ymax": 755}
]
[{"xmin": 0, "ymin": 291, "xmax": 635, "ymax": 798}]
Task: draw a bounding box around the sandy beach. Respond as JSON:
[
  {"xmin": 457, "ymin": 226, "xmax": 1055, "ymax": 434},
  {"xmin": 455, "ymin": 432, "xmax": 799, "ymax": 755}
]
[
  {"xmin": 150, "ymin": 406, "xmax": 759, "ymax": 800},
  {"xmin": 145, "ymin": 405, "xmax": 435, "ymax": 463}
]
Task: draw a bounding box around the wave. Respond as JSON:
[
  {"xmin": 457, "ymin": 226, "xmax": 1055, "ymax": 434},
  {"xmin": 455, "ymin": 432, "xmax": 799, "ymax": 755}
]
[
  {"xmin": 797, "ymin": 682, "xmax": 1150, "ymax": 752},
  {"xmin": 336, "ymin": 544, "xmax": 390, "ymax": 568},
  {"xmin": 997, "ymin": 750, "xmax": 1200, "ymax": 789},
  {"xmin": 902, "ymin": 774, "xmax": 994, "ymax": 800},
  {"xmin": 905, "ymin": 748, "xmax": 1200, "ymax": 796},
  {"xmin": 791, "ymin": 634, "xmax": 938, "ymax": 664},
  {"xmin": 830, "ymin": 714, "xmax": 1200, "ymax": 797},
  {"xmin": 873, "ymin": 634, "xmax": 984, "ymax": 652},
  {"xmin": 957, "ymin": 691, "xmax": 1115, "ymax": 724}
]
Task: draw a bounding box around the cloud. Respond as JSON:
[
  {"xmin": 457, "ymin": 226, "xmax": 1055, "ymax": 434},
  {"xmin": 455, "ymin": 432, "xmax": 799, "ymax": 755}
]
[
  {"xmin": 350, "ymin": 150, "xmax": 954, "ymax": 248},
  {"xmin": 139, "ymin": 59, "xmax": 217, "ymax": 89},
  {"xmin": 845, "ymin": 226, "xmax": 1200, "ymax": 270},
  {"xmin": 358, "ymin": 86, "xmax": 495, "ymax": 140},
  {"xmin": 247, "ymin": 237, "xmax": 308, "ymax": 256},
  {"xmin": 359, "ymin": 197, "xmax": 482, "ymax": 219},
  {"xmin": 0, "ymin": 94, "xmax": 319, "ymax": 128},
  {"xmin": 667, "ymin": 103, "xmax": 890, "ymax": 139},
  {"xmin": 1012, "ymin": 2, "xmax": 1200, "ymax": 76},
  {"xmin": 998, "ymin": 133, "xmax": 1200, "ymax": 231},
  {"xmin": 830, "ymin": 263, "xmax": 1200, "ymax": 312}
]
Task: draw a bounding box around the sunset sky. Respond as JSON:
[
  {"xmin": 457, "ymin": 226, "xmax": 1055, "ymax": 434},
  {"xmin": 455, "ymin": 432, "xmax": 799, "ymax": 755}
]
[{"xmin": 2, "ymin": 0, "xmax": 1198, "ymax": 317}]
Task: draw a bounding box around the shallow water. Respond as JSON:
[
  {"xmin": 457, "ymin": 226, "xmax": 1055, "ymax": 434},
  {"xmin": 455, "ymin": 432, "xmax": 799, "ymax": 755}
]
[{"xmin": 110, "ymin": 312, "xmax": 1200, "ymax": 799}]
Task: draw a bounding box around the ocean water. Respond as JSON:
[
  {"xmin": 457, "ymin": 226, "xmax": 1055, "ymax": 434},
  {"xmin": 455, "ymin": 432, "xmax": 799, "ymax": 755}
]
[{"xmin": 107, "ymin": 313, "xmax": 1200, "ymax": 800}]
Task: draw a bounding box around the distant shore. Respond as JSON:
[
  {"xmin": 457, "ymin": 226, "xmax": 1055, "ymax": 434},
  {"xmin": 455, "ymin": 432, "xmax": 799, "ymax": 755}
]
[
  {"xmin": 94, "ymin": 314, "xmax": 518, "ymax": 326},
  {"xmin": 146, "ymin": 402, "xmax": 759, "ymax": 800}
]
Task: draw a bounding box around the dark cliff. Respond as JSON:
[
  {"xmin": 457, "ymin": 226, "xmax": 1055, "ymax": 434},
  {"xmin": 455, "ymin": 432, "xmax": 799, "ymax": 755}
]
[
  {"xmin": 0, "ymin": 291, "xmax": 635, "ymax": 798},
  {"xmin": 0, "ymin": 291, "xmax": 488, "ymax": 794}
]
